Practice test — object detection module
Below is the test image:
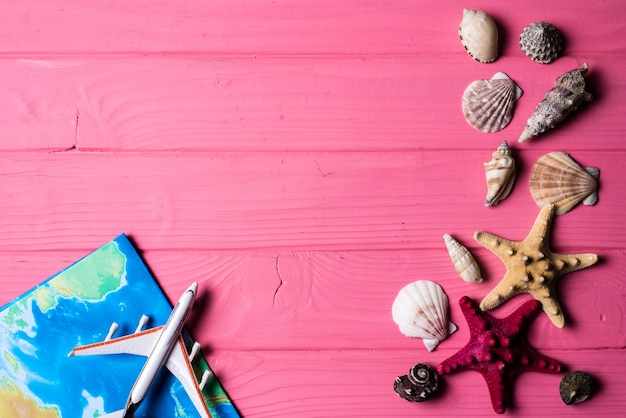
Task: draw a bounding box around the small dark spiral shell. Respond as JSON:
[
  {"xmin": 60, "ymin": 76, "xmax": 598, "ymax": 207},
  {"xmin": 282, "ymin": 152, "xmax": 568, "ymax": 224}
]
[
  {"xmin": 559, "ymin": 371, "xmax": 596, "ymax": 405},
  {"xmin": 393, "ymin": 363, "xmax": 439, "ymax": 402}
]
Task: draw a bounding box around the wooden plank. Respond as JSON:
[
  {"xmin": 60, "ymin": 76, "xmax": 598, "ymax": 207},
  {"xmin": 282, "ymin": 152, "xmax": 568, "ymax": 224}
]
[
  {"xmin": 2, "ymin": 249, "xmax": 624, "ymax": 351},
  {"xmin": 212, "ymin": 349, "xmax": 626, "ymax": 417},
  {"xmin": 0, "ymin": 56, "xmax": 619, "ymax": 151},
  {"xmin": 0, "ymin": 1, "xmax": 624, "ymax": 55},
  {"xmin": 0, "ymin": 151, "xmax": 618, "ymax": 252}
]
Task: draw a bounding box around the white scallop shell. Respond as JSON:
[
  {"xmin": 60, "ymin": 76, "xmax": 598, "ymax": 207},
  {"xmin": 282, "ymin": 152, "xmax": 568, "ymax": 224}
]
[
  {"xmin": 462, "ymin": 73, "xmax": 523, "ymax": 133},
  {"xmin": 392, "ymin": 280, "xmax": 457, "ymax": 351},
  {"xmin": 458, "ymin": 9, "xmax": 499, "ymax": 63},
  {"xmin": 529, "ymin": 152, "xmax": 599, "ymax": 215},
  {"xmin": 443, "ymin": 234, "xmax": 483, "ymax": 283},
  {"xmin": 484, "ymin": 141, "xmax": 516, "ymax": 206}
]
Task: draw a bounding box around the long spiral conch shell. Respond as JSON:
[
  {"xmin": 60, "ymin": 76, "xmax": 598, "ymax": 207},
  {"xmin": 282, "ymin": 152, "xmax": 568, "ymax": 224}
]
[
  {"xmin": 443, "ymin": 233, "xmax": 483, "ymax": 283},
  {"xmin": 519, "ymin": 63, "xmax": 593, "ymax": 142},
  {"xmin": 529, "ymin": 152, "xmax": 599, "ymax": 215},
  {"xmin": 483, "ymin": 141, "xmax": 516, "ymax": 206},
  {"xmin": 462, "ymin": 73, "xmax": 523, "ymax": 133},
  {"xmin": 458, "ymin": 9, "xmax": 499, "ymax": 63},
  {"xmin": 392, "ymin": 280, "xmax": 457, "ymax": 351}
]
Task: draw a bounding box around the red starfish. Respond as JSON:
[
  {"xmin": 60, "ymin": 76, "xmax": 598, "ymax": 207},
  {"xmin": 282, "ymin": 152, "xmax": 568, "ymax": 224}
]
[{"xmin": 437, "ymin": 296, "xmax": 561, "ymax": 414}]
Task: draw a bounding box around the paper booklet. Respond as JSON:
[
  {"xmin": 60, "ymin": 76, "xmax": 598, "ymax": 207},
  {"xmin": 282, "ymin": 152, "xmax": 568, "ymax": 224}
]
[{"xmin": 0, "ymin": 234, "xmax": 239, "ymax": 418}]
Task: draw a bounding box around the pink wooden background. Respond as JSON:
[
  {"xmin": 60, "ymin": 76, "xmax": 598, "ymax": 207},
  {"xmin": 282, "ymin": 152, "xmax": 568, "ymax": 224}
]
[{"xmin": 1, "ymin": 1, "xmax": 625, "ymax": 416}]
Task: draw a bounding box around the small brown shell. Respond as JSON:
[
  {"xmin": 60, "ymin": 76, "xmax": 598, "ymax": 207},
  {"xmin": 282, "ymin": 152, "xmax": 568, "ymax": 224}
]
[
  {"xmin": 462, "ymin": 73, "xmax": 523, "ymax": 133},
  {"xmin": 459, "ymin": 9, "xmax": 499, "ymax": 63},
  {"xmin": 520, "ymin": 22, "xmax": 564, "ymax": 64},
  {"xmin": 529, "ymin": 152, "xmax": 599, "ymax": 215},
  {"xmin": 560, "ymin": 371, "xmax": 596, "ymax": 405}
]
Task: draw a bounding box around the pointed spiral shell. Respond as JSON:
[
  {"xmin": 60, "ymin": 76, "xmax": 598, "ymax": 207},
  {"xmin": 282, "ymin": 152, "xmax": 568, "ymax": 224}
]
[
  {"xmin": 519, "ymin": 63, "xmax": 592, "ymax": 142},
  {"xmin": 444, "ymin": 233, "xmax": 483, "ymax": 283},
  {"xmin": 483, "ymin": 141, "xmax": 516, "ymax": 206}
]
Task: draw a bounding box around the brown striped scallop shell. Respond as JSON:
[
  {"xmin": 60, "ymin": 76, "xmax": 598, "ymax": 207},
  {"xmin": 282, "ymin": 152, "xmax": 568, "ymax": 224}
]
[
  {"xmin": 462, "ymin": 72, "xmax": 523, "ymax": 133},
  {"xmin": 529, "ymin": 152, "xmax": 599, "ymax": 215}
]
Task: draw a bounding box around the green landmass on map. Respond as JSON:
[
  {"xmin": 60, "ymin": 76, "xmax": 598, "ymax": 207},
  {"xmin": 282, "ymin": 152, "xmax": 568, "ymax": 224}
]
[
  {"xmin": 32, "ymin": 242, "xmax": 127, "ymax": 313},
  {"xmin": 2, "ymin": 298, "xmax": 29, "ymax": 330}
]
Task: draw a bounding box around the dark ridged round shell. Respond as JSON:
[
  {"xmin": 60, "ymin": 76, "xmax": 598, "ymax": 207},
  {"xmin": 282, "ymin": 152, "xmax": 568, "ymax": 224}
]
[
  {"xmin": 559, "ymin": 371, "xmax": 596, "ymax": 405},
  {"xmin": 393, "ymin": 363, "xmax": 439, "ymax": 402},
  {"xmin": 520, "ymin": 22, "xmax": 564, "ymax": 64}
]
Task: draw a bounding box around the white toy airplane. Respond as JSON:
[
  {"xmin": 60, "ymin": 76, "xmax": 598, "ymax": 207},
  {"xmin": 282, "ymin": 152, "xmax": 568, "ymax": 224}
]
[{"xmin": 68, "ymin": 282, "xmax": 212, "ymax": 418}]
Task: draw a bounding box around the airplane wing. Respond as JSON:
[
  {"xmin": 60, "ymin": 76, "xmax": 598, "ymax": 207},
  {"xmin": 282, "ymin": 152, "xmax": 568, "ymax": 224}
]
[
  {"xmin": 68, "ymin": 326, "xmax": 164, "ymax": 358},
  {"xmin": 69, "ymin": 326, "xmax": 212, "ymax": 418},
  {"xmin": 164, "ymin": 337, "xmax": 212, "ymax": 418}
]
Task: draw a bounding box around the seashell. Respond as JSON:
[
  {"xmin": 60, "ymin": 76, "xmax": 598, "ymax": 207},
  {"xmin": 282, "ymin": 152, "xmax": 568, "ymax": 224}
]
[
  {"xmin": 559, "ymin": 371, "xmax": 596, "ymax": 405},
  {"xmin": 483, "ymin": 141, "xmax": 516, "ymax": 206},
  {"xmin": 520, "ymin": 22, "xmax": 564, "ymax": 64},
  {"xmin": 458, "ymin": 9, "xmax": 499, "ymax": 63},
  {"xmin": 462, "ymin": 73, "xmax": 523, "ymax": 133},
  {"xmin": 443, "ymin": 233, "xmax": 483, "ymax": 283},
  {"xmin": 391, "ymin": 280, "xmax": 457, "ymax": 351},
  {"xmin": 519, "ymin": 63, "xmax": 593, "ymax": 142},
  {"xmin": 394, "ymin": 363, "xmax": 440, "ymax": 402},
  {"xmin": 529, "ymin": 152, "xmax": 599, "ymax": 215}
]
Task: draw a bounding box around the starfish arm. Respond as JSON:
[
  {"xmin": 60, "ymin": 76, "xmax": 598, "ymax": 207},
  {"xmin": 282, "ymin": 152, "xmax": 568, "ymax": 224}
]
[
  {"xmin": 522, "ymin": 345, "xmax": 562, "ymax": 374},
  {"xmin": 437, "ymin": 349, "xmax": 470, "ymax": 374},
  {"xmin": 524, "ymin": 204, "xmax": 555, "ymax": 248},
  {"xmin": 479, "ymin": 273, "xmax": 520, "ymax": 311},
  {"xmin": 528, "ymin": 287, "xmax": 565, "ymax": 328},
  {"xmin": 459, "ymin": 295, "xmax": 490, "ymax": 330},
  {"xmin": 556, "ymin": 252, "xmax": 599, "ymax": 274},
  {"xmin": 474, "ymin": 231, "xmax": 517, "ymax": 260},
  {"xmin": 481, "ymin": 368, "xmax": 507, "ymax": 414}
]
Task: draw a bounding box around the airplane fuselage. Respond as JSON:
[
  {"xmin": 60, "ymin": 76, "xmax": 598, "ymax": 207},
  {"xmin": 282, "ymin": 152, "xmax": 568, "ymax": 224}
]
[{"xmin": 122, "ymin": 282, "xmax": 197, "ymax": 416}]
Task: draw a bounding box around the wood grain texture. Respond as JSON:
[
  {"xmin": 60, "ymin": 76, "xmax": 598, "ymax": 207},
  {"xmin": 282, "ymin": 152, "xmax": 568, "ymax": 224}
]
[
  {"xmin": 1, "ymin": 0, "xmax": 625, "ymax": 416},
  {"xmin": 211, "ymin": 350, "xmax": 626, "ymax": 417},
  {"xmin": 0, "ymin": 151, "xmax": 620, "ymax": 251},
  {"xmin": 2, "ymin": 249, "xmax": 622, "ymax": 352},
  {"xmin": 0, "ymin": 0, "xmax": 623, "ymax": 55},
  {"xmin": 0, "ymin": 55, "xmax": 621, "ymax": 151}
]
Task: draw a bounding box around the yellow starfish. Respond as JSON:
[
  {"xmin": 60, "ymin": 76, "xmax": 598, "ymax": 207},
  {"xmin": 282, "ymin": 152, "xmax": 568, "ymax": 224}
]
[{"xmin": 474, "ymin": 203, "xmax": 598, "ymax": 328}]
